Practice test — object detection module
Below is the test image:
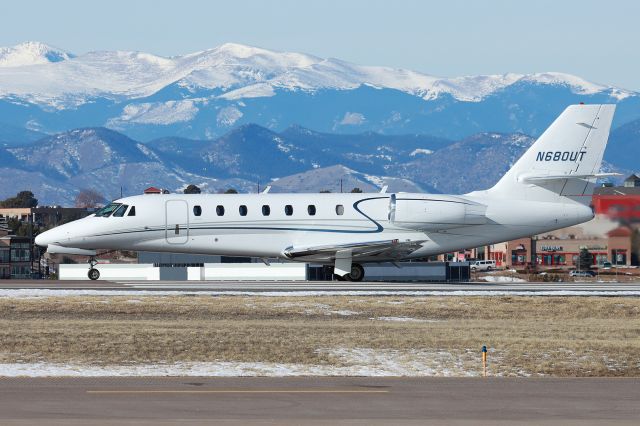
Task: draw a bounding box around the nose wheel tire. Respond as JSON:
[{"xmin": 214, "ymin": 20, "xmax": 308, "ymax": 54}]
[{"xmin": 88, "ymin": 268, "xmax": 100, "ymax": 280}]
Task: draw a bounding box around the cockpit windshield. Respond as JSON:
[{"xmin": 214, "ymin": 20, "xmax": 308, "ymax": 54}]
[
  {"xmin": 112, "ymin": 204, "xmax": 129, "ymax": 217},
  {"xmin": 94, "ymin": 202, "xmax": 121, "ymax": 217}
]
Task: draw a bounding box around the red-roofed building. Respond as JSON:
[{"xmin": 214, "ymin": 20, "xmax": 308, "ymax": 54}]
[
  {"xmin": 143, "ymin": 187, "xmax": 162, "ymax": 194},
  {"xmin": 592, "ymin": 176, "xmax": 640, "ymax": 223}
]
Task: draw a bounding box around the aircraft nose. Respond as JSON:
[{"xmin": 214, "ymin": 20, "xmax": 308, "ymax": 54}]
[
  {"xmin": 35, "ymin": 229, "xmax": 53, "ymax": 247},
  {"xmin": 35, "ymin": 226, "xmax": 69, "ymax": 247}
]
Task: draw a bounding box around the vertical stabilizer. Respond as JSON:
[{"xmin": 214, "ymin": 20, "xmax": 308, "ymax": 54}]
[{"xmin": 486, "ymin": 104, "xmax": 616, "ymax": 205}]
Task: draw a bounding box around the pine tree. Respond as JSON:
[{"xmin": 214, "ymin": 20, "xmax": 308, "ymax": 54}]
[
  {"xmin": 183, "ymin": 184, "xmax": 201, "ymax": 194},
  {"xmin": 577, "ymin": 247, "xmax": 593, "ymax": 270}
]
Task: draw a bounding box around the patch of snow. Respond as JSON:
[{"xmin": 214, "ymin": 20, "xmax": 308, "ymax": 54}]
[
  {"xmin": 110, "ymin": 100, "xmax": 199, "ymax": 125},
  {"xmin": 375, "ymin": 316, "xmax": 439, "ymax": 323},
  {"xmin": 273, "ymin": 302, "xmax": 359, "ymax": 316},
  {"xmin": 410, "ymin": 148, "xmax": 434, "ymax": 157},
  {"xmin": 339, "ymin": 112, "xmax": 366, "ymax": 125},
  {"xmin": 218, "ymin": 83, "xmax": 276, "ymax": 100},
  {"xmin": 320, "ymin": 348, "xmax": 479, "ymax": 377},
  {"xmin": 362, "ymin": 174, "xmax": 385, "ymax": 187},
  {"xmin": 216, "ymin": 106, "xmax": 243, "ymax": 126},
  {"xmin": 481, "ymin": 276, "xmax": 526, "ymax": 283},
  {"xmin": 273, "ymin": 136, "xmax": 294, "ymax": 153},
  {"xmin": 0, "ymin": 348, "xmax": 482, "ymax": 377}
]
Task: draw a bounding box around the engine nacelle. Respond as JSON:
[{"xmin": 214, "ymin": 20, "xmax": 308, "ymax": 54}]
[{"xmin": 391, "ymin": 195, "xmax": 486, "ymax": 232}]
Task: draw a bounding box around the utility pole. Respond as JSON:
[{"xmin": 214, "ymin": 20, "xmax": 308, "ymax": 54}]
[
  {"xmin": 340, "ymin": 179, "xmax": 343, "ymax": 193},
  {"xmin": 28, "ymin": 212, "xmax": 34, "ymax": 279}
]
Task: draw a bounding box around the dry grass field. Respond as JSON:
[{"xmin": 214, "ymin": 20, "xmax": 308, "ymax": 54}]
[{"xmin": 0, "ymin": 295, "xmax": 638, "ymax": 376}]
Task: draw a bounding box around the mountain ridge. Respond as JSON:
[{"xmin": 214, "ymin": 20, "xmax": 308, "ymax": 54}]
[
  {"xmin": 0, "ymin": 41, "xmax": 638, "ymax": 141},
  {"xmin": 0, "ymin": 123, "xmax": 633, "ymax": 206}
]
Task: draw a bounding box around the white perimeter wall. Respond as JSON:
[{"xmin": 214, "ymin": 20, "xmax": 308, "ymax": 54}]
[
  {"xmin": 59, "ymin": 263, "xmax": 306, "ymax": 281},
  {"xmin": 190, "ymin": 263, "xmax": 306, "ymax": 281},
  {"xmin": 59, "ymin": 264, "xmax": 160, "ymax": 281}
]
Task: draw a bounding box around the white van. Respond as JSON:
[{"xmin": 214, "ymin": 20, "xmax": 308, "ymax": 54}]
[{"xmin": 470, "ymin": 260, "xmax": 496, "ymax": 271}]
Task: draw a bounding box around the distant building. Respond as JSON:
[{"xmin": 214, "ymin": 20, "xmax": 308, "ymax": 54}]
[
  {"xmin": 143, "ymin": 187, "xmax": 170, "ymax": 194},
  {"xmin": 592, "ymin": 182, "xmax": 640, "ymax": 223},
  {"xmin": 0, "ymin": 235, "xmax": 32, "ymax": 279},
  {"xmin": 485, "ymin": 220, "xmax": 633, "ymax": 269},
  {"xmin": 143, "ymin": 187, "xmax": 163, "ymax": 195},
  {"xmin": 480, "ymin": 181, "xmax": 640, "ymax": 269},
  {"xmin": 623, "ymin": 174, "xmax": 640, "ymax": 188},
  {"xmin": 0, "ymin": 206, "xmax": 94, "ymax": 228}
]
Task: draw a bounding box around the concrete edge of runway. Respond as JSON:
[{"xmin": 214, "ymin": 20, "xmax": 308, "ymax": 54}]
[{"xmin": 0, "ymin": 279, "xmax": 640, "ymax": 296}]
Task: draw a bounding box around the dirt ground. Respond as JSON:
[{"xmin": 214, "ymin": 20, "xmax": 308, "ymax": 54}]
[{"xmin": 0, "ymin": 295, "xmax": 638, "ymax": 376}]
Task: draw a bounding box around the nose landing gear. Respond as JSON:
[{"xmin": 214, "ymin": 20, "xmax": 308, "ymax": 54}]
[{"xmin": 88, "ymin": 256, "xmax": 100, "ymax": 280}]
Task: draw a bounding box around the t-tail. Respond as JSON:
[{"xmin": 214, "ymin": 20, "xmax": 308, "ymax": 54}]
[{"xmin": 486, "ymin": 104, "xmax": 617, "ymax": 205}]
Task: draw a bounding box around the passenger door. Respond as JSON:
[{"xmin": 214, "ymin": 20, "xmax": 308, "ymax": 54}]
[{"xmin": 165, "ymin": 200, "xmax": 189, "ymax": 244}]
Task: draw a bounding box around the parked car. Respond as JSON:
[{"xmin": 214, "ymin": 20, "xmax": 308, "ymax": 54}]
[
  {"xmin": 601, "ymin": 261, "xmax": 613, "ymax": 270},
  {"xmin": 570, "ymin": 270, "xmax": 596, "ymax": 277},
  {"xmin": 471, "ymin": 260, "xmax": 496, "ymax": 271}
]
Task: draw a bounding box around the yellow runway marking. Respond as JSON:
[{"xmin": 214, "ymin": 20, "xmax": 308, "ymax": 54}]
[{"xmin": 87, "ymin": 389, "xmax": 389, "ymax": 394}]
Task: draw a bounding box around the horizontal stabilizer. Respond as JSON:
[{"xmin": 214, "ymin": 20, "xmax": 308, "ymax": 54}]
[{"xmin": 518, "ymin": 172, "xmax": 621, "ymax": 184}]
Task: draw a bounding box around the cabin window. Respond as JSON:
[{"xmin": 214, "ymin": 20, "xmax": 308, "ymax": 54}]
[
  {"xmin": 127, "ymin": 206, "xmax": 136, "ymax": 216},
  {"xmin": 239, "ymin": 205, "xmax": 248, "ymax": 216},
  {"xmin": 335, "ymin": 204, "xmax": 344, "ymax": 215},
  {"xmin": 307, "ymin": 205, "xmax": 316, "ymax": 216},
  {"xmin": 112, "ymin": 204, "xmax": 128, "ymax": 217},
  {"xmin": 94, "ymin": 203, "xmax": 121, "ymax": 217},
  {"xmin": 193, "ymin": 205, "xmax": 202, "ymax": 216},
  {"xmin": 285, "ymin": 205, "xmax": 293, "ymax": 216},
  {"xmin": 216, "ymin": 205, "xmax": 225, "ymax": 216},
  {"xmin": 262, "ymin": 205, "xmax": 270, "ymax": 216}
]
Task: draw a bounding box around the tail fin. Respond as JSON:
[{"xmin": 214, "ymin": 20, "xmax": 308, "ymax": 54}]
[{"xmin": 487, "ymin": 104, "xmax": 616, "ymax": 205}]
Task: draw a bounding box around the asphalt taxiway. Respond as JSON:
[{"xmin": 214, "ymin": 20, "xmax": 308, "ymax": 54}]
[
  {"xmin": 0, "ymin": 279, "xmax": 639, "ymax": 296},
  {"xmin": 0, "ymin": 377, "xmax": 637, "ymax": 425}
]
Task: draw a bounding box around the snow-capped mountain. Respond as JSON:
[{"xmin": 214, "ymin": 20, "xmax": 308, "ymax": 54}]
[
  {"xmin": 0, "ymin": 42, "xmax": 639, "ymax": 141},
  {"xmin": 0, "ymin": 41, "xmax": 73, "ymax": 68}
]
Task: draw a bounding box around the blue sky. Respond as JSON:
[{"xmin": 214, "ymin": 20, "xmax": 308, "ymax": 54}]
[{"xmin": 3, "ymin": 0, "xmax": 639, "ymax": 89}]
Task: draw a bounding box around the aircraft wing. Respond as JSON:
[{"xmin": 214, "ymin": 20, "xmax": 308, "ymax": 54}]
[{"xmin": 282, "ymin": 239, "xmax": 426, "ymax": 262}]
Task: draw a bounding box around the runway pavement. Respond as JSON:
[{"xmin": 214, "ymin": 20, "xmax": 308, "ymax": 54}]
[
  {"xmin": 1, "ymin": 279, "xmax": 640, "ymax": 295},
  {"xmin": 0, "ymin": 377, "xmax": 637, "ymax": 425}
]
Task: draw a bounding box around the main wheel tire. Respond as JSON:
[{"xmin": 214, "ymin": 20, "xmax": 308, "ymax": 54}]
[
  {"xmin": 486, "ymin": 266, "xmax": 492, "ymax": 271},
  {"xmin": 347, "ymin": 263, "xmax": 365, "ymax": 282},
  {"xmin": 88, "ymin": 268, "xmax": 100, "ymax": 280}
]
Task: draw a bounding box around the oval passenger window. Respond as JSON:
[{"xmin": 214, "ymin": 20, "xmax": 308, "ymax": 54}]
[
  {"xmin": 239, "ymin": 205, "xmax": 248, "ymax": 216},
  {"xmin": 193, "ymin": 205, "xmax": 202, "ymax": 216}
]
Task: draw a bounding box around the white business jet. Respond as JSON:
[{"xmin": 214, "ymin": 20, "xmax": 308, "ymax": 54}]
[{"xmin": 36, "ymin": 104, "xmax": 616, "ymax": 281}]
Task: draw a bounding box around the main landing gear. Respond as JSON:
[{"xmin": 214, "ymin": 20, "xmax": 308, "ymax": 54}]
[
  {"xmin": 334, "ymin": 263, "xmax": 365, "ymax": 282},
  {"xmin": 88, "ymin": 256, "xmax": 100, "ymax": 280}
]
